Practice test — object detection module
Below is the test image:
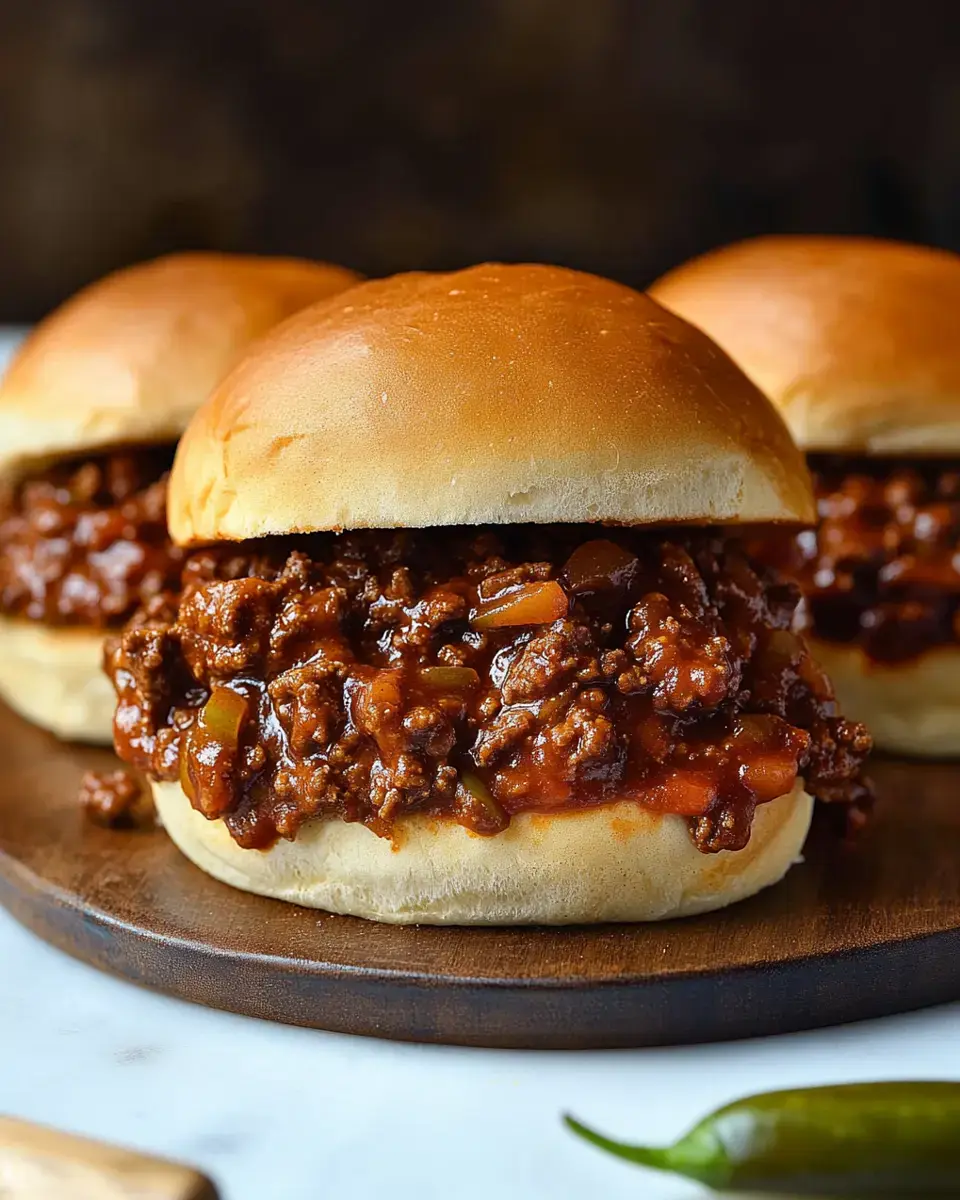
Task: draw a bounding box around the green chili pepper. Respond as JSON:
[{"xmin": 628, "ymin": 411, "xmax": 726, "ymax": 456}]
[{"xmin": 565, "ymin": 1082, "xmax": 960, "ymax": 1195}]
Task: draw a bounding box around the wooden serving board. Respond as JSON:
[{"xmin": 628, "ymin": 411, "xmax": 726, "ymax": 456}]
[{"xmin": 1, "ymin": 701, "xmax": 959, "ymax": 1049}]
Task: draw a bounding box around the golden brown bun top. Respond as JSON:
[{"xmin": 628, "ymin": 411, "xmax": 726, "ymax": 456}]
[
  {"xmin": 0, "ymin": 252, "xmax": 361, "ymax": 478},
  {"xmin": 650, "ymin": 235, "xmax": 960, "ymax": 454},
  {"xmin": 169, "ymin": 262, "xmax": 813, "ymax": 543}
]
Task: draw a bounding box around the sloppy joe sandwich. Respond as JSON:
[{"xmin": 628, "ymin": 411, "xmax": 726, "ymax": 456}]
[
  {"xmin": 0, "ymin": 253, "xmax": 359, "ymax": 743},
  {"xmin": 651, "ymin": 235, "xmax": 960, "ymax": 756},
  {"xmin": 106, "ymin": 263, "xmax": 870, "ymax": 925}
]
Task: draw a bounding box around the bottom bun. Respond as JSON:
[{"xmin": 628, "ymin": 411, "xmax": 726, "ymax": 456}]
[
  {"xmin": 0, "ymin": 616, "xmax": 114, "ymax": 743},
  {"xmin": 810, "ymin": 639, "xmax": 960, "ymax": 757},
  {"xmin": 153, "ymin": 778, "xmax": 813, "ymax": 925}
]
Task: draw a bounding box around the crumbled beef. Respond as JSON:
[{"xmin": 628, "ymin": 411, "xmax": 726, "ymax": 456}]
[
  {"xmin": 474, "ymin": 707, "xmax": 539, "ymax": 767},
  {"xmin": 763, "ymin": 456, "xmax": 960, "ymax": 662},
  {"xmin": 0, "ymin": 447, "xmax": 182, "ymax": 626},
  {"xmin": 79, "ymin": 768, "xmax": 153, "ymax": 828},
  {"xmin": 500, "ymin": 620, "xmax": 600, "ymax": 704},
  {"xmin": 105, "ymin": 526, "xmax": 872, "ymax": 853}
]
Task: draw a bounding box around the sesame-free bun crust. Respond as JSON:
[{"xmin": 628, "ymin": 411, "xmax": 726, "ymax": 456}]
[
  {"xmin": 0, "ymin": 253, "xmax": 360, "ymax": 479},
  {"xmin": 810, "ymin": 640, "xmax": 960, "ymax": 757},
  {"xmin": 0, "ymin": 618, "xmax": 114, "ymax": 743},
  {"xmin": 152, "ymin": 778, "xmax": 812, "ymax": 924},
  {"xmin": 170, "ymin": 263, "xmax": 813, "ymax": 543},
  {"xmin": 650, "ymin": 236, "xmax": 960, "ymax": 454}
]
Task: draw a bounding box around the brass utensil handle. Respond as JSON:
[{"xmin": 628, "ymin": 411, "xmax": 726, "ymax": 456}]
[{"xmin": 0, "ymin": 1116, "xmax": 219, "ymax": 1200}]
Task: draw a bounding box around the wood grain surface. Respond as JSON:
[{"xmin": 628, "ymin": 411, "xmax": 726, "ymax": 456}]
[
  {"xmin": 0, "ymin": 701, "xmax": 958, "ymax": 1049},
  {"xmin": 0, "ymin": 1116, "xmax": 218, "ymax": 1200}
]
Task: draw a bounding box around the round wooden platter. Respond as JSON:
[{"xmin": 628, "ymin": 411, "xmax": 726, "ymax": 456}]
[{"xmin": 1, "ymin": 702, "xmax": 960, "ymax": 1049}]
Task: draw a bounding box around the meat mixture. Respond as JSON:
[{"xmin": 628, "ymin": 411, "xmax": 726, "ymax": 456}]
[
  {"xmin": 766, "ymin": 456, "xmax": 960, "ymax": 663},
  {"xmin": 0, "ymin": 447, "xmax": 183, "ymax": 627},
  {"xmin": 106, "ymin": 527, "xmax": 871, "ymax": 854},
  {"xmin": 79, "ymin": 768, "xmax": 153, "ymax": 828}
]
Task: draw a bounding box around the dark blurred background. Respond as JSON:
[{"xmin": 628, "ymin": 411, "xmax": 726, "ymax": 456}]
[{"xmin": 2, "ymin": 0, "xmax": 960, "ymax": 320}]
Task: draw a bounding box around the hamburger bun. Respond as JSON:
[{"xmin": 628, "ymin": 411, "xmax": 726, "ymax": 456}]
[
  {"xmin": 808, "ymin": 640, "xmax": 960, "ymax": 757},
  {"xmin": 152, "ymin": 263, "xmax": 822, "ymax": 923},
  {"xmin": 152, "ymin": 778, "xmax": 813, "ymax": 924},
  {"xmin": 650, "ymin": 235, "xmax": 960, "ymax": 453},
  {"xmin": 0, "ymin": 618, "xmax": 114, "ymax": 742},
  {"xmin": 169, "ymin": 262, "xmax": 814, "ymax": 544},
  {"xmin": 0, "ymin": 253, "xmax": 359, "ymax": 744},
  {"xmin": 0, "ymin": 252, "xmax": 362, "ymax": 480}
]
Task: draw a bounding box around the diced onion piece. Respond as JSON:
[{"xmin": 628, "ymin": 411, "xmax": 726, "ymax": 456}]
[
  {"xmin": 460, "ymin": 771, "xmax": 507, "ymax": 823},
  {"xmin": 563, "ymin": 539, "xmax": 638, "ymax": 593},
  {"xmin": 739, "ymin": 755, "xmax": 799, "ymax": 803},
  {"xmin": 419, "ymin": 666, "xmax": 481, "ymax": 690},
  {"xmin": 198, "ymin": 686, "xmax": 249, "ymax": 747},
  {"xmin": 470, "ymin": 581, "xmax": 568, "ymax": 630}
]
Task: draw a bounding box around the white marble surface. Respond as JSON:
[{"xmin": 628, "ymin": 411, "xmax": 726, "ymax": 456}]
[
  {"xmin": 2, "ymin": 324, "xmax": 960, "ymax": 1199},
  {"xmin": 0, "ymin": 329, "xmax": 28, "ymax": 372},
  {"xmin": 3, "ymin": 906, "xmax": 960, "ymax": 1200}
]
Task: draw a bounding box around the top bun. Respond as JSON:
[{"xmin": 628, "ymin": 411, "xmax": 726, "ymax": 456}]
[
  {"xmin": 169, "ymin": 263, "xmax": 812, "ymax": 544},
  {"xmin": 0, "ymin": 253, "xmax": 361, "ymax": 479},
  {"xmin": 650, "ymin": 235, "xmax": 960, "ymax": 454}
]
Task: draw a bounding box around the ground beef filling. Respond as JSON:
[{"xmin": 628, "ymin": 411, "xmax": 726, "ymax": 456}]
[
  {"xmin": 106, "ymin": 527, "xmax": 871, "ymax": 854},
  {"xmin": 79, "ymin": 768, "xmax": 153, "ymax": 828},
  {"xmin": 769, "ymin": 456, "xmax": 960, "ymax": 663},
  {"xmin": 0, "ymin": 447, "xmax": 183, "ymax": 627}
]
